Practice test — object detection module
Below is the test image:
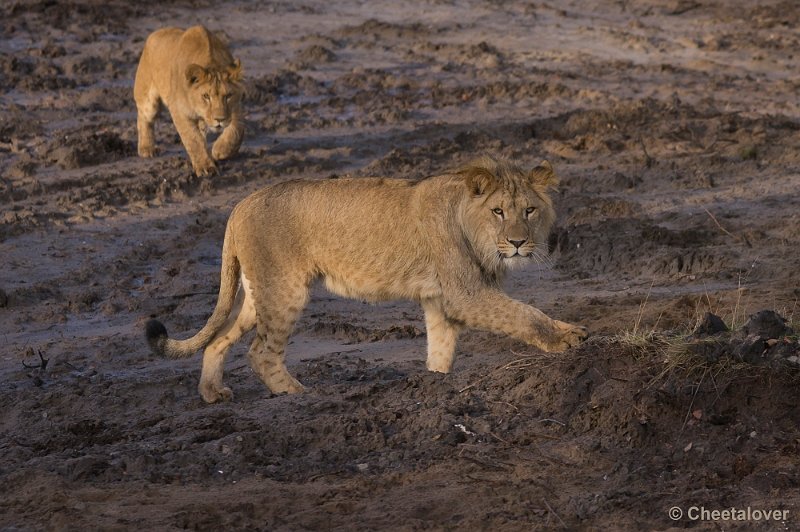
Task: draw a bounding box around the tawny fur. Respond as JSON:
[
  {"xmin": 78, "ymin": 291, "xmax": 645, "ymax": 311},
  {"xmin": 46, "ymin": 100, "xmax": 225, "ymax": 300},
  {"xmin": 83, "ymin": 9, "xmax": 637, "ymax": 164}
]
[
  {"xmin": 133, "ymin": 25, "xmax": 244, "ymax": 176},
  {"xmin": 146, "ymin": 156, "xmax": 588, "ymax": 403}
]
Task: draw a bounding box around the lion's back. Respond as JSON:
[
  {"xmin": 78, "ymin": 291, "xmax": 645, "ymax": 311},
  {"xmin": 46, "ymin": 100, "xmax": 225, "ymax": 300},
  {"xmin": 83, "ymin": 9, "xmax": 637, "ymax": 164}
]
[{"xmin": 230, "ymin": 177, "xmax": 457, "ymax": 300}]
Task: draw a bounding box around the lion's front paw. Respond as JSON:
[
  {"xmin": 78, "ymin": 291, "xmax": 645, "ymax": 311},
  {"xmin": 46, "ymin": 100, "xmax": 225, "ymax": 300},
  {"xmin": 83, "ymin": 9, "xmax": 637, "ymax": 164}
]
[
  {"xmin": 268, "ymin": 375, "xmax": 306, "ymax": 395},
  {"xmin": 199, "ymin": 382, "xmax": 234, "ymax": 404},
  {"xmin": 212, "ymin": 138, "xmax": 238, "ymax": 161},
  {"xmin": 192, "ymin": 156, "xmax": 218, "ymax": 177},
  {"xmin": 549, "ymin": 320, "xmax": 589, "ymax": 351},
  {"xmin": 138, "ymin": 144, "xmax": 156, "ymax": 158}
]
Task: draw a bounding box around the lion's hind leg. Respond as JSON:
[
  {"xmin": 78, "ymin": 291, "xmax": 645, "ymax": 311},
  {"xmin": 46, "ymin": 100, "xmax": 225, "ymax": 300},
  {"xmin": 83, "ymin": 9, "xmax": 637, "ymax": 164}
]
[
  {"xmin": 247, "ymin": 277, "xmax": 309, "ymax": 395},
  {"xmin": 199, "ymin": 275, "xmax": 257, "ymax": 403}
]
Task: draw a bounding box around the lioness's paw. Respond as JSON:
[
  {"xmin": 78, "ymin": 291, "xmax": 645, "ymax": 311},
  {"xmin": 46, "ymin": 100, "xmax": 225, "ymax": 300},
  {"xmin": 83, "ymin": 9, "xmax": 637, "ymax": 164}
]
[
  {"xmin": 192, "ymin": 157, "xmax": 218, "ymax": 177},
  {"xmin": 550, "ymin": 321, "xmax": 589, "ymax": 351},
  {"xmin": 212, "ymin": 139, "xmax": 238, "ymax": 161},
  {"xmin": 138, "ymin": 145, "xmax": 156, "ymax": 158},
  {"xmin": 199, "ymin": 383, "xmax": 234, "ymax": 404},
  {"xmin": 268, "ymin": 376, "xmax": 306, "ymax": 395}
]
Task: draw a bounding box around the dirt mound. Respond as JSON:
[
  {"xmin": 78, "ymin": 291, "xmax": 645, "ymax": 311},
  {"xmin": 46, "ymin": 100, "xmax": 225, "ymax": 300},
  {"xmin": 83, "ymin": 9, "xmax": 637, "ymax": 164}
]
[{"xmin": 3, "ymin": 328, "xmax": 797, "ymax": 529}]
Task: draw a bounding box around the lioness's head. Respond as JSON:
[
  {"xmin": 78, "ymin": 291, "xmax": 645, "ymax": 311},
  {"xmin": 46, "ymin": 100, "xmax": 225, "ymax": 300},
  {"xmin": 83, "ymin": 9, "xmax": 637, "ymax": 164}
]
[
  {"xmin": 185, "ymin": 60, "xmax": 243, "ymax": 132},
  {"xmin": 459, "ymin": 156, "xmax": 558, "ymax": 271}
]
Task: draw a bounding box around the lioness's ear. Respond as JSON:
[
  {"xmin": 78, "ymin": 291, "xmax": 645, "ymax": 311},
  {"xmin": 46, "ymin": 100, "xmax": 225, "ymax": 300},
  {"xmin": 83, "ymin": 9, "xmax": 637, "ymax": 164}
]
[
  {"xmin": 227, "ymin": 58, "xmax": 243, "ymax": 82},
  {"xmin": 529, "ymin": 160, "xmax": 559, "ymax": 191},
  {"xmin": 464, "ymin": 167, "xmax": 498, "ymax": 196},
  {"xmin": 185, "ymin": 64, "xmax": 208, "ymax": 86}
]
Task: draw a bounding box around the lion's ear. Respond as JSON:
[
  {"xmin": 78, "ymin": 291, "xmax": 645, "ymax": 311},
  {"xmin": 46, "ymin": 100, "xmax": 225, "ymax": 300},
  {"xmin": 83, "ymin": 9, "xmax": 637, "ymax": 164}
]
[
  {"xmin": 464, "ymin": 167, "xmax": 498, "ymax": 196},
  {"xmin": 185, "ymin": 64, "xmax": 208, "ymax": 86},
  {"xmin": 227, "ymin": 58, "xmax": 243, "ymax": 82},
  {"xmin": 529, "ymin": 160, "xmax": 559, "ymax": 191}
]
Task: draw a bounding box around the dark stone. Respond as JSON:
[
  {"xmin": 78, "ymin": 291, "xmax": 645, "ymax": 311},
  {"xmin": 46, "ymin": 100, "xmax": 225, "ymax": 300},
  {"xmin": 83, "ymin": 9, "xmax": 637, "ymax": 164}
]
[
  {"xmin": 733, "ymin": 334, "xmax": 766, "ymax": 364},
  {"xmin": 741, "ymin": 310, "xmax": 793, "ymax": 339},
  {"xmin": 692, "ymin": 312, "xmax": 729, "ymax": 337}
]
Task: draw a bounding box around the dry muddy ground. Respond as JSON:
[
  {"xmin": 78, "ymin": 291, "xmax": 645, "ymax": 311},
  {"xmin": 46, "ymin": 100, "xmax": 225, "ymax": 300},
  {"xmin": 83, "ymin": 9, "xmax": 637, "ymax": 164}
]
[{"xmin": 2, "ymin": 0, "xmax": 800, "ymax": 530}]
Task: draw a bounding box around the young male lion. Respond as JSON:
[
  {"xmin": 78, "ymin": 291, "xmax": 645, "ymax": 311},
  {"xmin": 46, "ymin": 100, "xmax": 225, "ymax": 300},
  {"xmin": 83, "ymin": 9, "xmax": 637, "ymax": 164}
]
[
  {"xmin": 134, "ymin": 25, "xmax": 244, "ymax": 176},
  {"xmin": 146, "ymin": 156, "xmax": 588, "ymax": 402}
]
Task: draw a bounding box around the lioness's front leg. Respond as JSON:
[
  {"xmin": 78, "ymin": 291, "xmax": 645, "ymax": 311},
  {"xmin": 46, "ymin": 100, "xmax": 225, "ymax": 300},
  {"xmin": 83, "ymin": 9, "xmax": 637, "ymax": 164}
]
[
  {"xmin": 211, "ymin": 111, "xmax": 244, "ymax": 161},
  {"xmin": 422, "ymin": 298, "xmax": 463, "ymax": 373},
  {"xmin": 136, "ymin": 107, "xmax": 158, "ymax": 158},
  {"xmin": 134, "ymin": 84, "xmax": 160, "ymax": 158},
  {"xmin": 171, "ymin": 113, "xmax": 217, "ymax": 176},
  {"xmin": 444, "ymin": 289, "xmax": 587, "ymax": 352}
]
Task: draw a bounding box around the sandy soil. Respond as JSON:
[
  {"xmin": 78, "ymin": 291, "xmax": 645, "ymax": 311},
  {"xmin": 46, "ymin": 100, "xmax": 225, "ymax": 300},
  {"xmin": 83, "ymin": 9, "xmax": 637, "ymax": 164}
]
[{"xmin": 2, "ymin": 0, "xmax": 799, "ymax": 529}]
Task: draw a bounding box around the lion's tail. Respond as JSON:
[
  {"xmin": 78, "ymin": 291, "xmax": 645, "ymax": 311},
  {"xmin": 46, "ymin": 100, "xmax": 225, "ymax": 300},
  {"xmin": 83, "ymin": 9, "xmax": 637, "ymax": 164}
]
[{"xmin": 145, "ymin": 219, "xmax": 240, "ymax": 359}]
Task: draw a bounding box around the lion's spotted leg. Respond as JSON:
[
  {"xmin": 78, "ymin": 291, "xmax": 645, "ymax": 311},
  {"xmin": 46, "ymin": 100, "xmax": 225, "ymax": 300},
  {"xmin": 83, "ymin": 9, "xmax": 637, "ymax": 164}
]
[
  {"xmin": 422, "ymin": 299, "xmax": 462, "ymax": 373},
  {"xmin": 198, "ymin": 276, "xmax": 257, "ymax": 403},
  {"xmin": 445, "ymin": 288, "xmax": 587, "ymax": 353},
  {"xmin": 211, "ymin": 112, "xmax": 244, "ymax": 161},
  {"xmin": 247, "ymin": 335, "xmax": 304, "ymax": 394},
  {"xmin": 172, "ymin": 112, "xmax": 217, "ymax": 176},
  {"xmin": 248, "ymin": 281, "xmax": 308, "ymax": 394}
]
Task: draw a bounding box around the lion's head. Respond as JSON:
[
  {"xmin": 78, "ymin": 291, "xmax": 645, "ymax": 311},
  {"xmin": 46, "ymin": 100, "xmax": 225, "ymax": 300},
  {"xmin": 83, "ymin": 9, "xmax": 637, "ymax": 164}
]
[
  {"xmin": 185, "ymin": 60, "xmax": 243, "ymax": 132},
  {"xmin": 459, "ymin": 156, "xmax": 558, "ymax": 272}
]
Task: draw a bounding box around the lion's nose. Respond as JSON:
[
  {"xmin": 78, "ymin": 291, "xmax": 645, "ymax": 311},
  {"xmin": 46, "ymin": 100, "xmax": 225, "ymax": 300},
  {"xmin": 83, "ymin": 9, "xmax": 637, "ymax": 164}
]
[{"xmin": 508, "ymin": 238, "xmax": 526, "ymax": 249}]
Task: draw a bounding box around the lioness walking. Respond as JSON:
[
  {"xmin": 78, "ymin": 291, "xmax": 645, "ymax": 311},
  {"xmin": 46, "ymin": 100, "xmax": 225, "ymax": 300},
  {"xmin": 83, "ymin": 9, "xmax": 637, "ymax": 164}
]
[
  {"xmin": 146, "ymin": 156, "xmax": 587, "ymax": 402},
  {"xmin": 134, "ymin": 25, "xmax": 244, "ymax": 176}
]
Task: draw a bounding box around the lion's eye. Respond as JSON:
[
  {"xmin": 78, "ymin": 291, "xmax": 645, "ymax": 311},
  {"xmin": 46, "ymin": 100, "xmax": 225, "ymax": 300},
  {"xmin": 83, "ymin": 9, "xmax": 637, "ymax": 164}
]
[
  {"xmin": 202, "ymin": 94, "xmax": 210, "ymax": 102},
  {"xmin": 525, "ymin": 207, "xmax": 536, "ymax": 216},
  {"xmin": 492, "ymin": 208, "xmax": 504, "ymax": 217},
  {"xmin": 223, "ymin": 94, "xmax": 231, "ymax": 102}
]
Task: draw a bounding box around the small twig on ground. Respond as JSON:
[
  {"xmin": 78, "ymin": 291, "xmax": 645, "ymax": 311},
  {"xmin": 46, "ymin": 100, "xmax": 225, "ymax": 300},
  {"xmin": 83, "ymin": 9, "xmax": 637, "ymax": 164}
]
[
  {"xmin": 526, "ymin": 431, "xmax": 562, "ymax": 441},
  {"xmin": 165, "ymin": 291, "xmax": 220, "ymax": 300},
  {"xmin": 703, "ymin": 207, "xmax": 739, "ymax": 241},
  {"xmin": 459, "ymin": 353, "xmax": 542, "ymax": 393},
  {"xmin": 679, "ymin": 368, "xmax": 707, "ymax": 437},
  {"xmin": 543, "ymin": 498, "xmax": 567, "ymax": 529},
  {"xmin": 488, "ymin": 430, "xmax": 511, "ymax": 445},
  {"xmin": 639, "ymin": 137, "xmax": 654, "ymax": 168},
  {"xmin": 22, "ymin": 349, "xmax": 49, "ymax": 371}
]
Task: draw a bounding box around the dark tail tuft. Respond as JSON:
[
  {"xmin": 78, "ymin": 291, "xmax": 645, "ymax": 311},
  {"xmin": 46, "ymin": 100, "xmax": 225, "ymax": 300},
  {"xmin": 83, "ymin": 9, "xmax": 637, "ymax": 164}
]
[{"xmin": 145, "ymin": 319, "xmax": 168, "ymax": 355}]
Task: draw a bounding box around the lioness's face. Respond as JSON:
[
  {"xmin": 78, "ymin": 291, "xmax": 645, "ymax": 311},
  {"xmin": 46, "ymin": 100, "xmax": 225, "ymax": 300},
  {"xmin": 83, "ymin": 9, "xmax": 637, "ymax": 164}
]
[
  {"xmin": 190, "ymin": 80, "xmax": 240, "ymax": 131},
  {"xmin": 484, "ymin": 189, "xmax": 555, "ymax": 266},
  {"xmin": 463, "ymin": 161, "xmax": 558, "ymax": 269},
  {"xmin": 185, "ymin": 62, "xmax": 243, "ymax": 132}
]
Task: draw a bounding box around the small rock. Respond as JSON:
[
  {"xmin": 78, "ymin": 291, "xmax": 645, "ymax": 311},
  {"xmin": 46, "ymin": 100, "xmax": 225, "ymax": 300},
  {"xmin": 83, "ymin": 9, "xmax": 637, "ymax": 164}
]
[
  {"xmin": 732, "ymin": 334, "xmax": 766, "ymax": 364},
  {"xmin": 742, "ymin": 310, "xmax": 793, "ymax": 338},
  {"xmin": 692, "ymin": 312, "xmax": 729, "ymax": 336}
]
